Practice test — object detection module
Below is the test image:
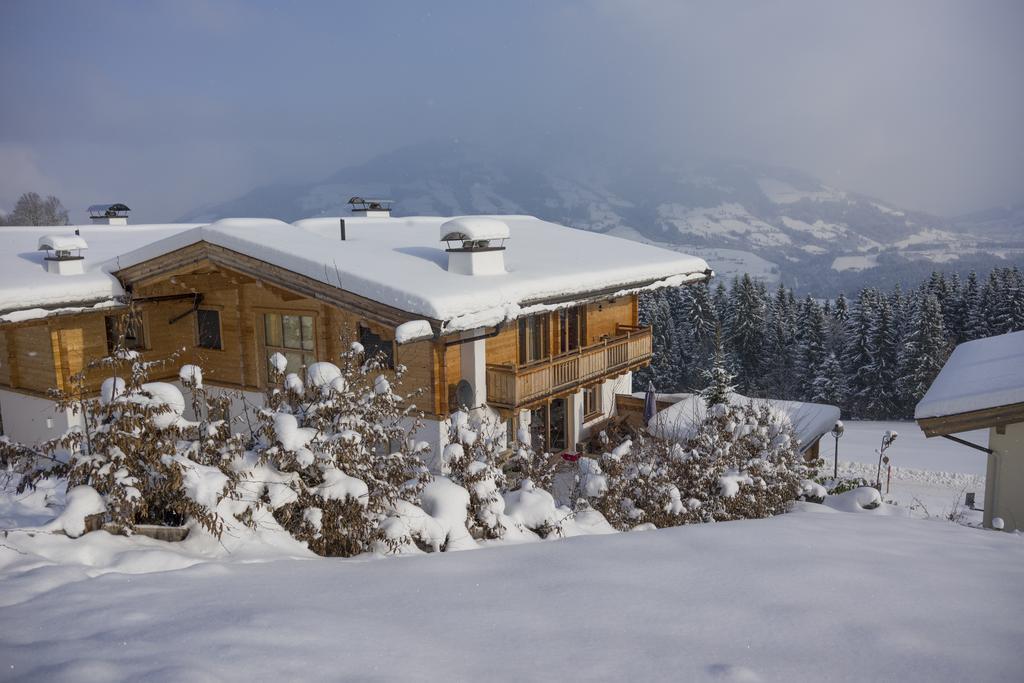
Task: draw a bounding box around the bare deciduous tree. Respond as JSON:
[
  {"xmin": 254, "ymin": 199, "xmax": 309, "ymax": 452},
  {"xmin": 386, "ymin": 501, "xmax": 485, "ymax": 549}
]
[{"xmin": 2, "ymin": 192, "xmax": 69, "ymax": 226}]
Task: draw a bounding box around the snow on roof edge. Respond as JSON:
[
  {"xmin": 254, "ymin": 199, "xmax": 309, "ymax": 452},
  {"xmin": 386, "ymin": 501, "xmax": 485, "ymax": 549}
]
[{"xmin": 915, "ymin": 330, "xmax": 1024, "ymax": 420}]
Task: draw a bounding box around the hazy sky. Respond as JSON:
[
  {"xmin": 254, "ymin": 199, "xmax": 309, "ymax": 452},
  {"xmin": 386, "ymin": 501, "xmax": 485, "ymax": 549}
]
[{"xmin": 1, "ymin": 0, "xmax": 1022, "ymax": 222}]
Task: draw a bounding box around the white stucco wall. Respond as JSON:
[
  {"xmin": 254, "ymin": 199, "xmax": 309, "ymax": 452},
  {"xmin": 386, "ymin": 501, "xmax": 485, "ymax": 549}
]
[
  {"xmin": 985, "ymin": 421, "xmax": 1024, "ymax": 532},
  {"xmin": 0, "ymin": 388, "xmax": 80, "ymax": 446}
]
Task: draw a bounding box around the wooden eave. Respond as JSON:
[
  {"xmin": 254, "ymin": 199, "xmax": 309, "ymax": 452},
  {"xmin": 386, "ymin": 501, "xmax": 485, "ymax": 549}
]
[
  {"xmin": 113, "ymin": 241, "xmax": 444, "ymax": 332},
  {"xmin": 916, "ymin": 401, "xmax": 1024, "ymax": 437}
]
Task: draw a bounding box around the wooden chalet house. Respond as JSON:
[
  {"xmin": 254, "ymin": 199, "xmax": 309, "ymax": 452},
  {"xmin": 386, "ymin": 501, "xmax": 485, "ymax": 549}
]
[{"xmin": 0, "ymin": 201, "xmax": 710, "ymax": 469}]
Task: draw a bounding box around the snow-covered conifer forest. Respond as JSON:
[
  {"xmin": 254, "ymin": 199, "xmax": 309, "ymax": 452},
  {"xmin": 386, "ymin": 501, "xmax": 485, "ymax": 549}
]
[{"xmin": 637, "ymin": 266, "xmax": 1024, "ymax": 419}]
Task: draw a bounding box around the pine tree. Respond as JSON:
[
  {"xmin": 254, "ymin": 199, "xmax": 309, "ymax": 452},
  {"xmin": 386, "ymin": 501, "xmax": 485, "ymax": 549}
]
[
  {"xmin": 811, "ymin": 352, "xmax": 848, "ymax": 407},
  {"xmin": 842, "ymin": 289, "xmax": 878, "ymax": 417},
  {"xmin": 796, "ymin": 297, "xmax": 828, "ymax": 401},
  {"xmin": 896, "ymin": 293, "xmax": 950, "ymax": 416},
  {"xmin": 726, "ymin": 274, "xmax": 766, "ymax": 393},
  {"xmin": 681, "ymin": 281, "xmax": 719, "ymax": 389},
  {"xmin": 763, "ymin": 285, "xmax": 799, "ymax": 399},
  {"xmin": 863, "ymin": 294, "xmax": 900, "ymax": 418},
  {"xmin": 700, "ymin": 328, "xmax": 736, "ymax": 407}
]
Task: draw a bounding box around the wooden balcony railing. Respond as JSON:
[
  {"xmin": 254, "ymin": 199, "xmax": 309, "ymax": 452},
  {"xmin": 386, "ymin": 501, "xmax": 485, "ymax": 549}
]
[{"xmin": 486, "ymin": 325, "xmax": 652, "ymax": 409}]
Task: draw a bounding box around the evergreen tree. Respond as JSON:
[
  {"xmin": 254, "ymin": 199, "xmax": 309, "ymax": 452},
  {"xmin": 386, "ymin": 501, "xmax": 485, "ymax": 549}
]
[
  {"xmin": 863, "ymin": 295, "xmax": 900, "ymax": 418},
  {"xmin": 700, "ymin": 328, "xmax": 736, "ymax": 407},
  {"xmin": 811, "ymin": 352, "xmax": 848, "ymax": 407},
  {"xmin": 726, "ymin": 274, "xmax": 766, "ymax": 393},
  {"xmin": 796, "ymin": 297, "xmax": 828, "ymax": 401},
  {"xmin": 896, "ymin": 293, "xmax": 950, "ymax": 416},
  {"xmin": 841, "ymin": 289, "xmax": 878, "ymax": 417},
  {"xmin": 763, "ymin": 284, "xmax": 799, "ymax": 399}
]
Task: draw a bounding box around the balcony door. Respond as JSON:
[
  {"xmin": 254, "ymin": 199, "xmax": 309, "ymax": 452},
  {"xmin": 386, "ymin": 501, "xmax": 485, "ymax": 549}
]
[
  {"xmin": 558, "ymin": 305, "xmax": 586, "ymax": 354},
  {"xmin": 530, "ymin": 397, "xmax": 568, "ymax": 452},
  {"xmin": 518, "ymin": 314, "xmax": 549, "ymax": 365}
]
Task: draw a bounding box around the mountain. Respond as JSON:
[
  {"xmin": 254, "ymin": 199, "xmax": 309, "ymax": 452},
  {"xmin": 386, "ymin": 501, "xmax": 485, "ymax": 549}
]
[
  {"xmin": 954, "ymin": 203, "xmax": 1024, "ymax": 241},
  {"xmin": 179, "ymin": 141, "xmax": 1023, "ymax": 295}
]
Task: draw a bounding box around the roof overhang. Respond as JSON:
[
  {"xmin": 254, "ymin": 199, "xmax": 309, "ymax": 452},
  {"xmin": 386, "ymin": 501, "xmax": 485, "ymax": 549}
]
[
  {"xmin": 916, "ymin": 401, "xmax": 1024, "ymax": 437},
  {"xmin": 519, "ymin": 268, "xmax": 714, "ymax": 309}
]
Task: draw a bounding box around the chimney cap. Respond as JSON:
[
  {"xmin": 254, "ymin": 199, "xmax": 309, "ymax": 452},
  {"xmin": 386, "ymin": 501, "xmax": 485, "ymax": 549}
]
[
  {"xmin": 440, "ymin": 217, "xmax": 510, "ymax": 244},
  {"xmin": 347, "ymin": 197, "xmax": 393, "ymax": 211},
  {"xmin": 88, "ymin": 203, "xmax": 131, "ymax": 218},
  {"xmin": 38, "ymin": 234, "xmax": 89, "ymax": 253}
]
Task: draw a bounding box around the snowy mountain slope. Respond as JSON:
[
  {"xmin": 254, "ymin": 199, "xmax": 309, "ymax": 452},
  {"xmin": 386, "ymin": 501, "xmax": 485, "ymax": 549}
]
[{"xmin": 179, "ymin": 142, "xmax": 1019, "ymax": 294}]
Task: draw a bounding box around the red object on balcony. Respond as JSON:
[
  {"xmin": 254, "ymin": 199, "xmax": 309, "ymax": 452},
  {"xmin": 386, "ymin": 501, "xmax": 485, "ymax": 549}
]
[{"xmin": 561, "ymin": 452, "xmax": 581, "ymax": 462}]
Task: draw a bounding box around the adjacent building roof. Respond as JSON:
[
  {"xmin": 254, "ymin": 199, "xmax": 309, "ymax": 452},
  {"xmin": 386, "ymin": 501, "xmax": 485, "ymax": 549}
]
[
  {"xmin": 647, "ymin": 392, "xmax": 841, "ymax": 453},
  {"xmin": 0, "ymin": 224, "xmax": 200, "ymax": 321},
  {"xmin": 915, "ymin": 330, "xmax": 1024, "ymax": 431},
  {"xmin": 0, "ymin": 215, "xmax": 710, "ymax": 331}
]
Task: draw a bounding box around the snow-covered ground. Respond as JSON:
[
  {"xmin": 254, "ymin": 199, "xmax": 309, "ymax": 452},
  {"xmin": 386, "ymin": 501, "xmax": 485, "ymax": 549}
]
[
  {"xmin": 1, "ymin": 503, "xmax": 1021, "ymax": 682},
  {"xmin": 1, "ymin": 420, "xmax": 1018, "ymax": 681},
  {"xmin": 823, "ymin": 420, "xmax": 988, "ymax": 523}
]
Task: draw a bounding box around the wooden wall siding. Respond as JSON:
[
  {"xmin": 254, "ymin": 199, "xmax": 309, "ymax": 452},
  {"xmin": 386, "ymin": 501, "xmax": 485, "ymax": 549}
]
[
  {"xmin": 10, "ymin": 325, "xmax": 58, "ymax": 391},
  {"xmin": 0, "ymin": 331, "xmax": 9, "ymax": 386},
  {"xmin": 486, "ymin": 326, "xmax": 518, "ymax": 366},
  {"xmin": 130, "ymin": 262, "xmax": 445, "ymax": 416},
  {"xmin": 585, "ymin": 297, "xmax": 635, "ymax": 345},
  {"xmin": 441, "ymin": 343, "xmax": 462, "ymax": 416}
]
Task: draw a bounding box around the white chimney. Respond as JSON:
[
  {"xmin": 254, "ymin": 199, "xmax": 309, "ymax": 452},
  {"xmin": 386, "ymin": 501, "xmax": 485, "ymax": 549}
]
[
  {"xmin": 440, "ymin": 217, "xmax": 509, "ymax": 276},
  {"xmin": 38, "ymin": 234, "xmax": 88, "ymax": 275},
  {"xmin": 88, "ymin": 203, "xmax": 130, "ymax": 225},
  {"xmin": 348, "ymin": 196, "xmax": 392, "ymax": 218}
]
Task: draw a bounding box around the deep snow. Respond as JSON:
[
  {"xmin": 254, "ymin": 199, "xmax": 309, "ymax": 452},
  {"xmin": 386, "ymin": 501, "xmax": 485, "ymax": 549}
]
[{"xmin": 1, "ymin": 506, "xmax": 1021, "ymax": 682}]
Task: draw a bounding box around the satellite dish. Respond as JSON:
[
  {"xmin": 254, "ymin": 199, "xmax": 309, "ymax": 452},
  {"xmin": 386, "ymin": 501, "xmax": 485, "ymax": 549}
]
[{"xmin": 455, "ymin": 380, "xmax": 475, "ymax": 409}]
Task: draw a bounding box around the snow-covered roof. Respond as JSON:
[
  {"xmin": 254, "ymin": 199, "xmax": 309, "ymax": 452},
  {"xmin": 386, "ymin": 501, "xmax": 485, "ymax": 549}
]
[
  {"xmin": 0, "ymin": 215, "xmax": 710, "ymax": 332},
  {"xmin": 0, "ymin": 224, "xmax": 201, "ymax": 317},
  {"xmin": 38, "ymin": 234, "xmax": 89, "ymax": 252},
  {"xmin": 915, "ymin": 330, "xmax": 1024, "ymax": 419},
  {"xmin": 647, "ymin": 392, "xmax": 841, "ymax": 452},
  {"xmin": 440, "ymin": 217, "xmax": 510, "ymax": 242},
  {"xmin": 116, "ymin": 215, "xmax": 710, "ymax": 332}
]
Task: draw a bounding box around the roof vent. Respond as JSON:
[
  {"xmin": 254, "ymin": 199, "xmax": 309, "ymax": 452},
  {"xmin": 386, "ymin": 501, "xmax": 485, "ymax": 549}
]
[
  {"xmin": 440, "ymin": 217, "xmax": 509, "ymax": 276},
  {"xmin": 348, "ymin": 197, "xmax": 392, "ymax": 218},
  {"xmin": 38, "ymin": 234, "xmax": 88, "ymax": 275},
  {"xmin": 88, "ymin": 203, "xmax": 130, "ymax": 225}
]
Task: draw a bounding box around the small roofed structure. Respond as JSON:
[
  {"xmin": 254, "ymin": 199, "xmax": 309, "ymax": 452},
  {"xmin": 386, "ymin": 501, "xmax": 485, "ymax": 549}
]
[
  {"xmin": 646, "ymin": 392, "xmax": 841, "ymax": 458},
  {"xmin": 347, "ymin": 197, "xmax": 392, "ymax": 218},
  {"xmin": 88, "ymin": 203, "xmax": 131, "ymax": 225},
  {"xmin": 440, "ymin": 217, "xmax": 510, "ymax": 276},
  {"xmin": 915, "ymin": 330, "xmax": 1024, "ymax": 531},
  {"xmin": 38, "ymin": 234, "xmax": 88, "ymax": 275}
]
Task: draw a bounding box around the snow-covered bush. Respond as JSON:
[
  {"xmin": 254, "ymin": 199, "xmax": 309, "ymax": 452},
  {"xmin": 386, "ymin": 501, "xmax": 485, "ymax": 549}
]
[
  {"xmin": 249, "ymin": 342, "xmax": 432, "ymax": 556},
  {"xmin": 0, "ymin": 324, "xmax": 246, "ymax": 538},
  {"xmin": 581, "ymin": 399, "xmax": 814, "ymax": 530},
  {"xmin": 442, "ymin": 410, "xmax": 508, "ymax": 539},
  {"xmin": 503, "ymin": 423, "xmax": 558, "ymax": 493}
]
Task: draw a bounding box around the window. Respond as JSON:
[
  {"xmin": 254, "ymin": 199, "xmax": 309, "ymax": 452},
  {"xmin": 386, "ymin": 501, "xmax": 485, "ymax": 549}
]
[
  {"xmin": 359, "ymin": 325, "xmax": 394, "ymax": 369},
  {"xmin": 559, "ymin": 305, "xmax": 587, "ymax": 354},
  {"xmin": 264, "ymin": 312, "xmax": 316, "ymax": 377},
  {"xmin": 105, "ymin": 313, "xmax": 146, "ymax": 353},
  {"xmin": 196, "ymin": 309, "xmax": 222, "ymax": 350},
  {"xmin": 518, "ymin": 314, "xmax": 549, "ymax": 364},
  {"xmin": 583, "ymin": 385, "xmax": 602, "ymax": 419}
]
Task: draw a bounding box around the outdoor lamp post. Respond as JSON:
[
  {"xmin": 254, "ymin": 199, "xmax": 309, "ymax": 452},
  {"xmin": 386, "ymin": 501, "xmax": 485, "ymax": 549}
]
[{"xmin": 830, "ymin": 420, "xmax": 844, "ymax": 479}]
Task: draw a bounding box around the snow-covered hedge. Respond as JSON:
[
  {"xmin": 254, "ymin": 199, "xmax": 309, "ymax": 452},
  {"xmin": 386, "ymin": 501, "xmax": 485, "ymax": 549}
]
[{"xmin": 579, "ymin": 400, "xmax": 817, "ymax": 530}]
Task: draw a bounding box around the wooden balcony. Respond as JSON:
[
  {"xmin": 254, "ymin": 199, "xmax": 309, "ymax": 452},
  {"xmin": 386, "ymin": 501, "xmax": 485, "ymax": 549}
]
[{"xmin": 486, "ymin": 325, "xmax": 652, "ymax": 409}]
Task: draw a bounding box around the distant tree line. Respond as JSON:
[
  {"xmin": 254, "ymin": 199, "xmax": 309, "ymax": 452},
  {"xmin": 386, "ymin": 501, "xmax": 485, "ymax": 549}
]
[
  {"xmin": 636, "ymin": 267, "xmax": 1024, "ymax": 420},
  {"xmin": 0, "ymin": 192, "xmax": 69, "ymax": 226}
]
